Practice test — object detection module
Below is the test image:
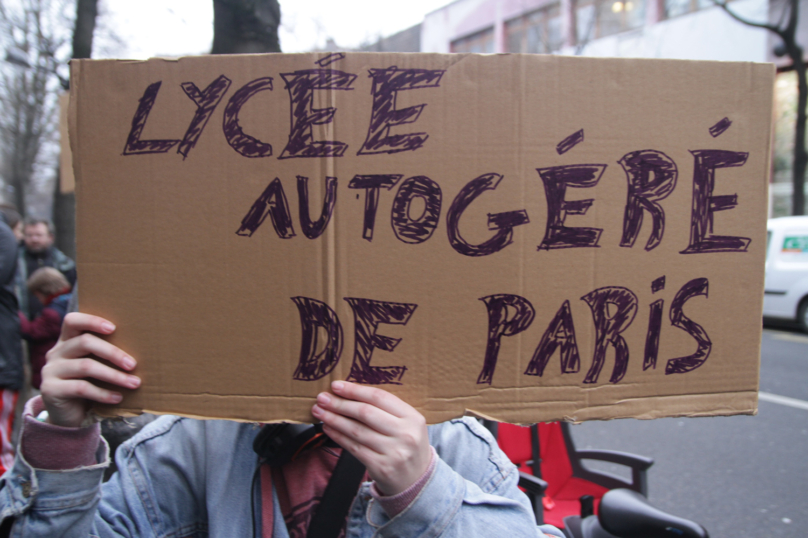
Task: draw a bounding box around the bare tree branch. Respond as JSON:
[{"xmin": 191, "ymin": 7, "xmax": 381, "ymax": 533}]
[
  {"xmin": 713, "ymin": 0, "xmax": 787, "ymax": 39},
  {"xmin": 0, "ymin": 0, "xmax": 71, "ymax": 216},
  {"xmin": 715, "ymin": 0, "xmax": 807, "ymax": 215}
]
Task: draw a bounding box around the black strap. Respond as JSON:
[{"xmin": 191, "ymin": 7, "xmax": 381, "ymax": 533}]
[
  {"xmin": 306, "ymin": 449, "xmax": 366, "ymax": 538},
  {"xmin": 530, "ymin": 424, "xmax": 542, "ymax": 479}
]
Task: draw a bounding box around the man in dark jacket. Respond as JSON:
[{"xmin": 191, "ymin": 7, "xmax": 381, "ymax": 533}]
[
  {"xmin": 0, "ymin": 214, "xmax": 22, "ymax": 475},
  {"xmin": 16, "ymin": 219, "xmax": 76, "ymax": 320}
]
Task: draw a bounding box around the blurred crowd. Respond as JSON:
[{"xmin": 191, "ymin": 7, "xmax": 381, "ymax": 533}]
[{"xmin": 0, "ymin": 204, "xmax": 75, "ymax": 475}]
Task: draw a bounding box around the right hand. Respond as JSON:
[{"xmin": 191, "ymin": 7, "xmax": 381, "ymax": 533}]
[{"xmin": 40, "ymin": 313, "xmax": 141, "ymax": 428}]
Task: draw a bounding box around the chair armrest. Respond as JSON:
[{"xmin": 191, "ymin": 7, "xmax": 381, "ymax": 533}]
[
  {"xmin": 575, "ymin": 449, "xmax": 654, "ymax": 471},
  {"xmin": 573, "ymin": 450, "xmax": 654, "ymax": 496},
  {"xmin": 518, "ymin": 471, "xmax": 548, "ymax": 495},
  {"xmin": 518, "ymin": 472, "xmax": 548, "ymax": 525}
]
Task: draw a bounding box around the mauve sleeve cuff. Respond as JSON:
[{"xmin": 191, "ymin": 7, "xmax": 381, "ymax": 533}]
[
  {"xmin": 371, "ymin": 446, "xmax": 437, "ymax": 517},
  {"xmin": 20, "ymin": 396, "xmax": 101, "ymax": 470}
]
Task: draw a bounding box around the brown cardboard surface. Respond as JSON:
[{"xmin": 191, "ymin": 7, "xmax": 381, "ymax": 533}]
[
  {"xmin": 59, "ymin": 92, "xmax": 74, "ymax": 193},
  {"xmin": 70, "ymin": 53, "xmax": 773, "ymax": 424}
]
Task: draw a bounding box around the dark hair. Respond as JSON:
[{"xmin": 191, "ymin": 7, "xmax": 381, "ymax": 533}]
[
  {"xmin": 24, "ymin": 218, "xmax": 54, "ymax": 235},
  {"xmin": 0, "ymin": 204, "xmax": 21, "ymax": 229}
]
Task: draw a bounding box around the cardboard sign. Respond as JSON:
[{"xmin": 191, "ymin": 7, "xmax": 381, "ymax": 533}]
[
  {"xmin": 70, "ymin": 53, "xmax": 773, "ymax": 424},
  {"xmin": 59, "ymin": 93, "xmax": 75, "ymax": 193}
]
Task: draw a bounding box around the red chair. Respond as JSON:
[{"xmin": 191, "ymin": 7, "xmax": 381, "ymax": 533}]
[{"xmin": 495, "ymin": 422, "xmax": 653, "ymax": 529}]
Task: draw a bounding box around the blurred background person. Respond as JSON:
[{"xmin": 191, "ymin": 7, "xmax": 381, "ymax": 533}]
[
  {"xmin": 16, "ymin": 219, "xmax": 76, "ymax": 321},
  {"xmin": 0, "ymin": 212, "xmax": 22, "ymax": 476},
  {"xmin": 0, "ymin": 206, "xmax": 23, "ymax": 245},
  {"xmin": 18, "ymin": 268, "xmax": 72, "ymax": 390}
]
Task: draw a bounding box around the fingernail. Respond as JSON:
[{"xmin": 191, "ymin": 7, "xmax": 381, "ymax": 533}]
[
  {"xmin": 101, "ymin": 322, "xmax": 116, "ymax": 333},
  {"xmin": 311, "ymin": 404, "xmax": 323, "ymax": 416},
  {"xmin": 128, "ymin": 376, "xmax": 141, "ymax": 388},
  {"xmin": 317, "ymin": 392, "xmax": 331, "ymax": 405},
  {"xmin": 109, "ymin": 393, "xmax": 122, "ymax": 403},
  {"xmin": 123, "ymin": 357, "xmax": 136, "ymax": 370},
  {"xmin": 332, "ymin": 381, "xmax": 344, "ymax": 391}
]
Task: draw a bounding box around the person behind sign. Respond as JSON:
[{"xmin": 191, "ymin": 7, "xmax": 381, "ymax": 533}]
[
  {"xmin": 16, "ymin": 218, "xmax": 77, "ymax": 321},
  {"xmin": 0, "ymin": 313, "xmax": 562, "ymax": 538},
  {"xmin": 0, "ymin": 205, "xmax": 23, "ymax": 244},
  {"xmin": 17, "ymin": 267, "xmax": 72, "ymax": 390},
  {"xmin": 0, "ymin": 212, "xmax": 22, "ymax": 478}
]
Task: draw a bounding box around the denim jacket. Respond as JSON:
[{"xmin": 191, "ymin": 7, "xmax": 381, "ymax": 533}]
[{"xmin": 0, "ymin": 414, "xmax": 563, "ymax": 537}]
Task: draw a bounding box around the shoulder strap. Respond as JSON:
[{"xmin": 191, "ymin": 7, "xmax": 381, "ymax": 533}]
[{"xmin": 306, "ymin": 449, "xmax": 366, "ymax": 538}]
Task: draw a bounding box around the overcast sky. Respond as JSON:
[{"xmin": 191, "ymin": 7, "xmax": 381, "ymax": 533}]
[{"xmin": 99, "ymin": 0, "xmax": 452, "ymax": 59}]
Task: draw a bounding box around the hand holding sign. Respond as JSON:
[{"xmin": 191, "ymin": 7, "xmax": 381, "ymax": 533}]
[
  {"xmin": 312, "ymin": 380, "xmax": 432, "ymax": 496},
  {"xmin": 40, "ymin": 313, "xmax": 141, "ymax": 428}
]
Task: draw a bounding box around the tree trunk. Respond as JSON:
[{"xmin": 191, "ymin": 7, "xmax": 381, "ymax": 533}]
[
  {"xmin": 53, "ymin": 0, "xmax": 98, "ymax": 259},
  {"xmin": 211, "ymin": 0, "xmax": 281, "ymax": 54},
  {"xmin": 785, "ymin": 0, "xmax": 806, "ymax": 216},
  {"xmin": 72, "ymin": 0, "xmax": 98, "ymax": 60},
  {"xmin": 792, "ymin": 45, "xmax": 807, "ymax": 215},
  {"xmin": 11, "ymin": 169, "xmax": 26, "ymax": 219}
]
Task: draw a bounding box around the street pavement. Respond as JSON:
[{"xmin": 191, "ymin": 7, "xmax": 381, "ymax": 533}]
[{"xmin": 568, "ymin": 323, "xmax": 808, "ymax": 538}]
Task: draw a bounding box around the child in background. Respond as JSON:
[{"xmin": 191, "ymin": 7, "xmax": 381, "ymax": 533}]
[{"xmin": 18, "ymin": 267, "xmax": 72, "ymax": 389}]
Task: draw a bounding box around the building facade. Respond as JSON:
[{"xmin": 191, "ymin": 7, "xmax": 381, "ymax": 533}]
[
  {"xmin": 420, "ymin": 0, "xmax": 772, "ymax": 62},
  {"xmin": 364, "ymin": 0, "xmax": 807, "ymax": 216}
]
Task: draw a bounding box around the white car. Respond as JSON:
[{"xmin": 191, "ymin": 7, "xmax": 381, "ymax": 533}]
[{"xmin": 764, "ymin": 216, "xmax": 808, "ymax": 331}]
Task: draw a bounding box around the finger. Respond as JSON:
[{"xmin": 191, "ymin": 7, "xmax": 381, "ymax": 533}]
[
  {"xmin": 330, "ymin": 381, "xmax": 409, "ymax": 418},
  {"xmin": 61, "ymin": 312, "xmax": 116, "ymax": 341},
  {"xmin": 52, "ymin": 333, "xmax": 136, "ymax": 371},
  {"xmin": 312, "ymin": 403, "xmax": 389, "ymax": 454},
  {"xmin": 45, "ymin": 357, "xmax": 141, "ymax": 390},
  {"xmin": 46, "ymin": 378, "xmax": 125, "ymax": 406},
  {"xmin": 319, "ymin": 420, "xmax": 384, "ymax": 469},
  {"xmin": 315, "ymin": 392, "xmax": 398, "ymax": 437}
]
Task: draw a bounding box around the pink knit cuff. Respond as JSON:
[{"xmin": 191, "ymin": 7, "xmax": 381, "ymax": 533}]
[
  {"xmin": 20, "ymin": 396, "xmax": 101, "ymax": 470},
  {"xmin": 371, "ymin": 446, "xmax": 437, "ymax": 517}
]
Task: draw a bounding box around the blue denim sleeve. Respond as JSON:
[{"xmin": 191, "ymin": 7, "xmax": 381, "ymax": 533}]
[
  {"xmin": 361, "ymin": 417, "xmax": 556, "ymax": 538},
  {"xmin": 0, "ymin": 431, "xmax": 110, "ymax": 538},
  {"xmin": 0, "ymin": 416, "xmax": 257, "ymax": 538}
]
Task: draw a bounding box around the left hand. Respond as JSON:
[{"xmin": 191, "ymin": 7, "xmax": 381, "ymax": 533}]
[{"xmin": 312, "ymin": 381, "xmax": 432, "ymax": 496}]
